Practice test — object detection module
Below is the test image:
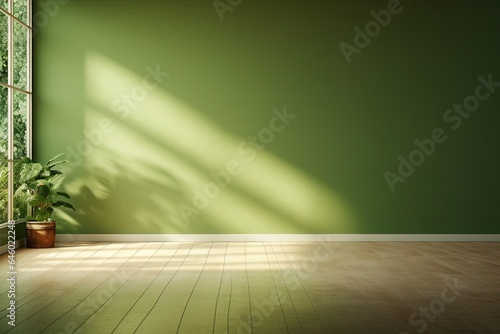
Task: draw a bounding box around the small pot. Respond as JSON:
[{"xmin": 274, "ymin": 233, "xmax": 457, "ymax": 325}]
[{"xmin": 26, "ymin": 221, "xmax": 56, "ymax": 248}]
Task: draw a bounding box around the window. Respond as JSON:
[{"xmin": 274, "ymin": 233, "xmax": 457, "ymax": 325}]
[{"xmin": 0, "ymin": 0, "xmax": 31, "ymax": 222}]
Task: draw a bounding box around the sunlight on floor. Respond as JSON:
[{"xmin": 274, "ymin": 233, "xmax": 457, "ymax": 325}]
[{"xmin": 18, "ymin": 241, "xmax": 323, "ymax": 273}]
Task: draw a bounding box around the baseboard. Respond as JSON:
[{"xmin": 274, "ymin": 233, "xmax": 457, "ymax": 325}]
[{"xmin": 55, "ymin": 234, "xmax": 500, "ymax": 242}]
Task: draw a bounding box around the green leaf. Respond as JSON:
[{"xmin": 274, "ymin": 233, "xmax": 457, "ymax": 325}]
[
  {"xmin": 28, "ymin": 184, "xmax": 50, "ymax": 206},
  {"xmin": 20, "ymin": 162, "xmax": 42, "ymax": 182},
  {"xmin": 56, "ymin": 191, "xmax": 71, "ymax": 199},
  {"xmin": 49, "ymin": 175, "xmax": 65, "ymax": 191},
  {"xmin": 34, "ymin": 208, "xmax": 53, "ymax": 221},
  {"xmin": 14, "ymin": 183, "xmax": 27, "ymax": 196},
  {"xmin": 45, "ymin": 153, "xmax": 68, "ymax": 169},
  {"xmin": 53, "ymin": 201, "xmax": 75, "ymax": 211},
  {"xmin": 6, "ymin": 151, "xmax": 75, "ymax": 220}
]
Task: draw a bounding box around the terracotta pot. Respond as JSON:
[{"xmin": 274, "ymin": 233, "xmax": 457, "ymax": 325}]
[{"xmin": 26, "ymin": 221, "xmax": 56, "ymax": 248}]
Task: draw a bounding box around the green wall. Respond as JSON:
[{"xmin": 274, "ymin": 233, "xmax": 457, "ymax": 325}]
[{"xmin": 33, "ymin": 0, "xmax": 500, "ymax": 234}]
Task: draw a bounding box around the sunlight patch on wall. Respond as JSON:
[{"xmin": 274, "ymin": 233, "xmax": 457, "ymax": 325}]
[{"xmin": 64, "ymin": 51, "xmax": 357, "ymax": 234}]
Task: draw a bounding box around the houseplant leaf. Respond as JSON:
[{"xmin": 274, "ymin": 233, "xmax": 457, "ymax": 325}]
[
  {"xmin": 53, "ymin": 201, "xmax": 75, "ymax": 211},
  {"xmin": 20, "ymin": 162, "xmax": 42, "ymax": 183},
  {"xmin": 16, "ymin": 153, "xmax": 75, "ymax": 223},
  {"xmin": 45, "ymin": 153, "xmax": 69, "ymax": 169},
  {"xmin": 56, "ymin": 191, "xmax": 71, "ymax": 199}
]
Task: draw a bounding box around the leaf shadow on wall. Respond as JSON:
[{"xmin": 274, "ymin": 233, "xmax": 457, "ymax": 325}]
[{"xmin": 56, "ymin": 51, "xmax": 357, "ymax": 234}]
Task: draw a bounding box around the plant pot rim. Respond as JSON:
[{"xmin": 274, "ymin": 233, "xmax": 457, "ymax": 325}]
[
  {"xmin": 27, "ymin": 220, "xmax": 56, "ymax": 222},
  {"xmin": 26, "ymin": 220, "xmax": 57, "ymax": 224}
]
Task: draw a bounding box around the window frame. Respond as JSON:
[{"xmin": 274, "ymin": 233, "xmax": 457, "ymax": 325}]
[{"xmin": 0, "ymin": 0, "xmax": 32, "ymax": 222}]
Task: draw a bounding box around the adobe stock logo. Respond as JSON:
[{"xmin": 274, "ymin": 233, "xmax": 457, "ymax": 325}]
[
  {"xmin": 399, "ymin": 276, "xmax": 467, "ymax": 334},
  {"xmin": 339, "ymin": 0, "xmax": 405, "ymax": 64},
  {"xmin": 235, "ymin": 243, "xmax": 335, "ymax": 333},
  {"xmin": 178, "ymin": 106, "xmax": 296, "ymax": 223},
  {"xmin": 213, "ymin": 0, "xmax": 243, "ymax": 21},
  {"xmin": 32, "ymin": 0, "xmax": 69, "ymax": 37},
  {"xmin": 47, "ymin": 269, "xmax": 132, "ymax": 334},
  {"xmin": 65, "ymin": 65, "xmax": 169, "ymax": 169},
  {"xmin": 384, "ymin": 74, "xmax": 499, "ymax": 192}
]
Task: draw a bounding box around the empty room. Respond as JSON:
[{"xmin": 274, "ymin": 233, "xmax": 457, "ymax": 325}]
[{"xmin": 1, "ymin": 0, "xmax": 500, "ymax": 333}]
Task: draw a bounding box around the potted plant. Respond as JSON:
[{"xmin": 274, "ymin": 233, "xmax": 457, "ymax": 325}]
[{"xmin": 16, "ymin": 153, "xmax": 75, "ymax": 248}]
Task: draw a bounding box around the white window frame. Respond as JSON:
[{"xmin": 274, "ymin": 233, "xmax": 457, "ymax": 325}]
[{"xmin": 0, "ymin": 0, "xmax": 32, "ymax": 221}]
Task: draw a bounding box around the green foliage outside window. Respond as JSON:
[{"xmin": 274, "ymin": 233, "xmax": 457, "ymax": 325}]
[{"xmin": 0, "ymin": 2, "xmax": 30, "ymax": 222}]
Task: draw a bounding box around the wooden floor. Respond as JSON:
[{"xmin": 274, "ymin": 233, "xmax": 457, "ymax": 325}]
[{"xmin": 1, "ymin": 242, "xmax": 499, "ymax": 334}]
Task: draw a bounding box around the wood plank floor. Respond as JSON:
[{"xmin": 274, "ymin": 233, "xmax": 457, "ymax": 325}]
[{"xmin": 1, "ymin": 242, "xmax": 499, "ymax": 334}]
